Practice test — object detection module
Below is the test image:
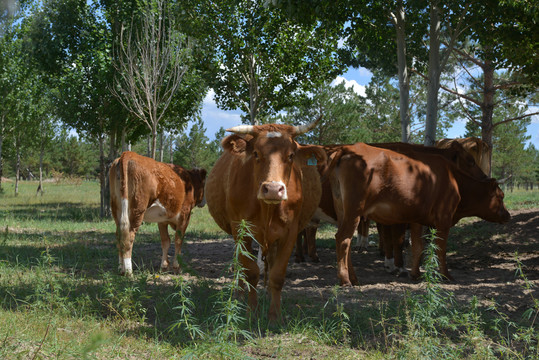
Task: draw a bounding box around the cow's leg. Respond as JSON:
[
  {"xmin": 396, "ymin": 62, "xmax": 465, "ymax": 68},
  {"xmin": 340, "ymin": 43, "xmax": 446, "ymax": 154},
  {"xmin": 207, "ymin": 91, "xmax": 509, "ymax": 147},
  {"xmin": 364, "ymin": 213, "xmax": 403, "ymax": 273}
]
[
  {"xmin": 117, "ymin": 220, "xmax": 140, "ymax": 276},
  {"xmin": 356, "ymin": 218, "xmax": 370, "ymax": 250},
  {"xmin": 377, "ymin": 223, "xmax": 397, "ymax": 273},
  {"xmin": 158, "ymin": 223, "xmax": 171, "ymax": 271},
  {"xmin": 233, "ymin": 233, "xmax": 259, "ymax": 317},
  {"xmin": 266, "ymin": 229, "xmax": 298, "ymax": 322},
  {"xmin": 409, "ymin": 223, "xmax": 424, "ymax": 280},
  {"xmin": 295, "ymin": 230, "xmax": 305, "ymax": 263},
  {"xmin": 172, "ymin": 229, "xmax": 186, "ymax": 273},
  {"xmin": 335, "ymin": 216, "xmax": 360, "ymax": 286},
  {"xmin": 391, "ymin": 224, "xmax": 408, "ymax": 276},
  {"xmin": 434, "ymin": 227, "xmax": 453, "ymax": 281},
  {"xmin": 305, "ymin": 225, "xmax": 319, "ymax": 262}
]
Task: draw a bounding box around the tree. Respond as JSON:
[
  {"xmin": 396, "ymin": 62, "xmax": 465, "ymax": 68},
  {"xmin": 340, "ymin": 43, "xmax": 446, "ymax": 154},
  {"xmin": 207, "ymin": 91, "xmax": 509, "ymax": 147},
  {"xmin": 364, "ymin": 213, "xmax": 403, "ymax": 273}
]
[
  {"xmin": 174, "ymin": 118, "xmax": 220, "ymax": 170},
  {"xmin": 434, "ymin": 0, "xmax": 538, "ymax": 171},
  {"xmin": 112, "ymin": 0, "xmax": 193, "ymax": 159},
  {"xmin": 200, "ymin": 0, "xmax": 343, "ymax": 125},
  {"xmin": 279, "ymin": 80, "xmax": 369, "ymax": 145}
]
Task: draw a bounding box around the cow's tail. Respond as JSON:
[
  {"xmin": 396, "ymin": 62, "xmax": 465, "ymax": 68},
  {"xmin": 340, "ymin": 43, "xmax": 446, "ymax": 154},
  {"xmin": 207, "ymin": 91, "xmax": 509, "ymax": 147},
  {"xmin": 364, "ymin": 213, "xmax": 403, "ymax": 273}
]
[
  {"xmin": 118, "ymin": 157, "xmax": 130, "ymax": 245},
  {"xmin": 115, "ymin": 156, "xmax": 132, "ymax": 274}
]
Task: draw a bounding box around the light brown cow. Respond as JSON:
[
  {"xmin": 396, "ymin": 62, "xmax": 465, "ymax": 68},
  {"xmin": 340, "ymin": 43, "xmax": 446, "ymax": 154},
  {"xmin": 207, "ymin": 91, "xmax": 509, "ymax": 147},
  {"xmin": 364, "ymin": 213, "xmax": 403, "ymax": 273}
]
[
  {"xmin": 436, "ymin": 137, "xmax": 492, "ymax": 176},
  {"xmin": 109, "ymin": 151, "xmax": 206, "ymax": 275},
  {"xmin": 326, "ymin": 143, "xmax": 510, "ymax": 286},
  {"xmin": 204, "ymin": 121, "xmax": 326, "ymax": 322}
]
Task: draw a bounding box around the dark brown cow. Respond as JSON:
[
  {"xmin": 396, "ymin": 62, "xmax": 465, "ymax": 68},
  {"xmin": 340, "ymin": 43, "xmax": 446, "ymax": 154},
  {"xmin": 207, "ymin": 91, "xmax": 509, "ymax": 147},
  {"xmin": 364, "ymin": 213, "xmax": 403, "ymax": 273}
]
[
  {"xmin": 204, "ymin": 121, "xmax": 326, "ymax": 322},
  {"xmin": 326, "ymin": 143, "xmax": 510, "ymax": 286},
  {"xmin": 372, "ymin": 139, "xmax": 492, "ymax": 275},
  {"xmin": 297, "ymin": 141, "xmax": 489, "ymax": 273},
  {"xmin": 109, "ymin": 151, "xmax": 206, "ymax": 275},
  {"xmin": 367, "ymin": 141, "xmax": 490, "ymax": 274}
]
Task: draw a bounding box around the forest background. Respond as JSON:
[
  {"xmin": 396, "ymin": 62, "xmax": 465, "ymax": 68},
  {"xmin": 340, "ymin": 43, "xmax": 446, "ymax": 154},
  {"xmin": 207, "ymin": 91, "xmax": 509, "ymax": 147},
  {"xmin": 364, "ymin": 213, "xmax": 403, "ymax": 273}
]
[{"xmin": 0, "ymin": 0, "xmax": 537, "ymax": 218}]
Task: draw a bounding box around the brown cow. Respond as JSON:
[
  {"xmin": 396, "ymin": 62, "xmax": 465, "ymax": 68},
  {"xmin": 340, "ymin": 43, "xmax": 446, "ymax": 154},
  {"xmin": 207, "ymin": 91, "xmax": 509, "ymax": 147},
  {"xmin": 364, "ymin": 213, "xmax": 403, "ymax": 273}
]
[
  {"xmin": 204, "ymin": 121, "xmax": 326, "ymax": 322},
  {"xmin": 326, "ymin": 143, "xmax": 510, "ymax": 286},
  {"xmin": 109, "ymin": 151, "xmax": 206, "ymax": 275}
]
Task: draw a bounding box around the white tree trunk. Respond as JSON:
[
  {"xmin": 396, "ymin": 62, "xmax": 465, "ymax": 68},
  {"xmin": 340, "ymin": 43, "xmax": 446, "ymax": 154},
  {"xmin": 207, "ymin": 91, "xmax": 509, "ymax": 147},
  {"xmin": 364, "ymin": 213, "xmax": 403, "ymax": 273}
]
[
  {"xmin": 424, "ymin": 0, "xmax": 441, "ymax": 146},
  {"xmin": 394, "ymin": 3, "xmax": 410, "ymax": 143}
]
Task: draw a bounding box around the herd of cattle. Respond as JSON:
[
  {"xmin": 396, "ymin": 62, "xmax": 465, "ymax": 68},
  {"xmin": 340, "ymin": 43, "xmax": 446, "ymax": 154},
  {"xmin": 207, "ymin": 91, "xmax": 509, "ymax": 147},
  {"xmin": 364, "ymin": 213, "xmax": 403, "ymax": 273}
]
[{"xmin": 109, "ymin": 119, "xmax": 511, "ymax": 322}]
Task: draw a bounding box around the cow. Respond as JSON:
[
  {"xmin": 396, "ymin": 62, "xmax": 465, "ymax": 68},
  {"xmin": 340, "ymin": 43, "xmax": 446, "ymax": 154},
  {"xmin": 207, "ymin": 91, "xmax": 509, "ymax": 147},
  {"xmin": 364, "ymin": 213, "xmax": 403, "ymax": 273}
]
[
  {"xmin": 204, "ymin": 120, "xmax": 326, "ymax": 322},
  {"xmin": 366, "ymin": 141, "xmax": 490, "ymax": 275},
  {"xmin": 297, "ymin": 141, "xmax": 489, "ymax": 273},
  {"xmin": 436, "ymin": 137, "xmax": 491, "ymax": 176},
  {"xmin": 325, "ymin": 142, "xmax": 510, "ymax": 286},
  {"xmin": 109, "ymin": 151, "xmax": 206, "ymax": 275}
]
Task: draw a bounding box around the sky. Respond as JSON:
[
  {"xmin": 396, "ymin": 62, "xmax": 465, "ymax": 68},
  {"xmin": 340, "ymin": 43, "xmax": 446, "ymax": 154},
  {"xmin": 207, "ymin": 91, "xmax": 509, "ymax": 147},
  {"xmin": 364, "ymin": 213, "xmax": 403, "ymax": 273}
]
[{"xmin": 200, "ymin": 67, "xmax": 539, "ymax": 148}]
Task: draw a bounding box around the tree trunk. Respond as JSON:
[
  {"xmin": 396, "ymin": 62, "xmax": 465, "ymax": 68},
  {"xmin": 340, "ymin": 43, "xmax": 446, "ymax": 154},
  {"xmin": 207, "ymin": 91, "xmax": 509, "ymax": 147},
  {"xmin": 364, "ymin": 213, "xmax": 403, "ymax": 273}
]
[
  {"xmin": 169, "ymin": 135, "xmax": 173, "ymax": 163},
  {"xmin": 99, "ymin": 135, "xmax": 106, "ymax": 218},
  {"xmin": 0, "ymin": 116, "xmax": 3, "ymax": 193},
  {"xmin": 481, "ymin": 59, "xmax": 495, "ymax": 176},
  {"xmin": 159, "ymin": 130, "xmax": 164, "ymax": 162},
  {"xmin": 121, "ymin": 127, "xmax": 127, "ymax": 153},
  {"xmin": 424, "ymin": 0, "xmax": 441, "ymax": 146},
  {"xmin": 37, "ymin": 142, "xmax": 44, "ymax": 196},
  {"xmin": 394, "ymin": 3, "xmax": 410, "ymax": 143},
  {"xmin": 15, "ymin": 139, "xmax": 20, "ymax": 196}
]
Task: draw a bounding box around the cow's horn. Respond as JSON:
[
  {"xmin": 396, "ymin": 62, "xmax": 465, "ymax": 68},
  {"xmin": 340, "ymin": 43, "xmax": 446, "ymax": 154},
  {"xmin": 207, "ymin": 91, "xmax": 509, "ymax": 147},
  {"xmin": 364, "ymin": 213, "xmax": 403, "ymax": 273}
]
[
  {"xmin": 226, "ymin": 125, "xmax": 255, "ymax": 134},
  {"xmin": 292, "ymin": 114, "xmax": 323, "ymax": 135},
  {"xmin": 496, "ymin": 174, "xmax": 512, "ymax": 184}
]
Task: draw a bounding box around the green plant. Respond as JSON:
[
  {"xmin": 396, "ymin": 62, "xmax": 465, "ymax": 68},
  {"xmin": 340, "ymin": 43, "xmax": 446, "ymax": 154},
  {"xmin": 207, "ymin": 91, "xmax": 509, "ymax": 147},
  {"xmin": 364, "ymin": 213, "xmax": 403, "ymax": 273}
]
[
  {"xmin": 323, "ymin": 285, "xmax": 351, "ymax": 345},
  {"xmin": 168, "ymin": 276, "xmax": 204, "ymax": 342},
  {"xmin": 210, "ymin": 220, "xmax": 256, "ymax": 343}
]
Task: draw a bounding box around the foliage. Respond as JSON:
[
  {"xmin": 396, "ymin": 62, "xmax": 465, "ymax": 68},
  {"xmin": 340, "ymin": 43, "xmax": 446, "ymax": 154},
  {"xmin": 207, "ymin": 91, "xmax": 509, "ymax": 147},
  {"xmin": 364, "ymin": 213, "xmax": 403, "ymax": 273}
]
[
  {"xmin": 173, "ymin": 118, "xmax": 221, "ymax": 170},
  {"xmin": 197, "ymin": 0, "xmax": 343, "ymax": 124}
]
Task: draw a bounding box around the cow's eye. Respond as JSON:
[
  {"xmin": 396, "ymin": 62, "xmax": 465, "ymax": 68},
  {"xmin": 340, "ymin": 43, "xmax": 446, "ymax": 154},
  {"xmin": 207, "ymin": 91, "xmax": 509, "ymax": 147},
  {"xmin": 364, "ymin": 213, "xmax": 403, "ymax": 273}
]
[
  {"xmin": 253, "ymin": 151, "xmax": 259, "ymax": 161},
  {"xmin": 288, "ymin": 153, "xmax": 294, "ymax": 162}
]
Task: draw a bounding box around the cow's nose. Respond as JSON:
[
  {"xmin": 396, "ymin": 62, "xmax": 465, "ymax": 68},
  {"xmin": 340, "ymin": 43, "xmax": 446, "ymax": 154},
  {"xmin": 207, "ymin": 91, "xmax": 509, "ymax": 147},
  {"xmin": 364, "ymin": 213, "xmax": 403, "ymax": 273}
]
[{"xmin": 259, "ymin": 181, "xmax": 287, "ymax": 202}]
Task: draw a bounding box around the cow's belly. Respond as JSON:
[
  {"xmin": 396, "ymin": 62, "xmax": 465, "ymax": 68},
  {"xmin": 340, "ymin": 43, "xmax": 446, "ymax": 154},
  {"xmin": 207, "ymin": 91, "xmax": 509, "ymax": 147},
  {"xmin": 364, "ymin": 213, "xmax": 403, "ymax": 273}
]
[
  {"xmin": 365, "ymin": 202, "xmax": 415, "ymax": 225},
  {"xmin": 144, "ymin": 200, "xmax": 177, "ymax": 223},
  {"xmin": 313, "ymin": 207, "xmax": 337, "ymax": 225}
]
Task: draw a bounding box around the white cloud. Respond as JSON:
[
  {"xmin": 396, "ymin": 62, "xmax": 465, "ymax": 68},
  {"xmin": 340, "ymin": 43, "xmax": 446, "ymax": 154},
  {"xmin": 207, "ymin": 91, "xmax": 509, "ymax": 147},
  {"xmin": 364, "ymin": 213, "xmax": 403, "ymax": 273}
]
[{"xmin": 331, "ymin": 76, "xmax": 367, "ymax": 97}]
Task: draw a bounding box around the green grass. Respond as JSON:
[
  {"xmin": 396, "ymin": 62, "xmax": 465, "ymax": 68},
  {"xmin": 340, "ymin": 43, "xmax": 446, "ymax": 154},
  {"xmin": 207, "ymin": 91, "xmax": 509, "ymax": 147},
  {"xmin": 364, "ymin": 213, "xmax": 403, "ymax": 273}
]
[{"xmin": 0, "ymin": 181, "xmax": 538, "ymax": 359}]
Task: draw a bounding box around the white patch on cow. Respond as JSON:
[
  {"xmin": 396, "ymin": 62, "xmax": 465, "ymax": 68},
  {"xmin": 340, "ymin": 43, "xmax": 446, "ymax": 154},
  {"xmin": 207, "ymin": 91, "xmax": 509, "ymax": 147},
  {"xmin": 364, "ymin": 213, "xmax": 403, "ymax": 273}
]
[
  {"xmin": 123, "ymin": 258, "xmax": 133, "ymax": 275},
  {"xmin": 257, "ymin": 249, "xmax": 265, "ymax": 275},
  {"xmin": 313, "ymin": 207, "xmax": 338, "ymax": 225},
  {"xmin": 144, "ymin": 200, "xmax": 171, "ymax": 223},
  {"xmin": 120, "ymin": 198, "xmax": 129, "ymax": 232},
  {"xmin": 384, "ymin": 257, "xmax": 397, "ymax": 273},
  {"xmin": 355, "ymin": 234, "xmax": 369, "ymax": 249},
  {"xmin": 266, "ymin": 131, "xmax": 282, "ymax": 138}
]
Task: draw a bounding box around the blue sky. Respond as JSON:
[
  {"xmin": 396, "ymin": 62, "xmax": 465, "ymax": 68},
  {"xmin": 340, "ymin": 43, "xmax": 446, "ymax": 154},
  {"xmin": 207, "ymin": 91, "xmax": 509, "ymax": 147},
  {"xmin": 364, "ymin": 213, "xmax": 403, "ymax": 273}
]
[{"xmin": 200, "ymin": 67, "xmax": 539, "ymax": 148}]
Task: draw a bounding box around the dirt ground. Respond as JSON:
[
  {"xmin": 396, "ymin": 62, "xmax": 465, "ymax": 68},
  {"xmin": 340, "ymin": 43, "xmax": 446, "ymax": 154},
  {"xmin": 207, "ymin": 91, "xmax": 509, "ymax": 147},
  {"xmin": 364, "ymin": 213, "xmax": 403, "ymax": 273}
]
[{"xmin": 174, "ymin": 208, "xmax": 538, "ymax": 319}]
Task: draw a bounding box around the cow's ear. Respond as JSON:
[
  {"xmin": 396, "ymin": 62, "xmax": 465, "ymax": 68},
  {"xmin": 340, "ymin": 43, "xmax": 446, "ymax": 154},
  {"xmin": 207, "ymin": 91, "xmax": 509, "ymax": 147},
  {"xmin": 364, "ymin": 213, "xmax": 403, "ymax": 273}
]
[
  {"xmin": 221, "ymin": 134, "xmax": 252, "ymax": 155},
  {"xmin": 296, "ymin": 145, "xmax": 327, "ymax": 167}
]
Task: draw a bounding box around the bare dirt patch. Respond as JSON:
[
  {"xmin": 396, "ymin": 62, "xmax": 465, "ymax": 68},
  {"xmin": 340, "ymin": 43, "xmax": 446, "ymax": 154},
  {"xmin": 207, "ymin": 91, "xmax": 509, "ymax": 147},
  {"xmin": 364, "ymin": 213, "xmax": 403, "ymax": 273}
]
[{"xmin": 159, "ymin": 208, "xmax": 539, "ymax": 320}]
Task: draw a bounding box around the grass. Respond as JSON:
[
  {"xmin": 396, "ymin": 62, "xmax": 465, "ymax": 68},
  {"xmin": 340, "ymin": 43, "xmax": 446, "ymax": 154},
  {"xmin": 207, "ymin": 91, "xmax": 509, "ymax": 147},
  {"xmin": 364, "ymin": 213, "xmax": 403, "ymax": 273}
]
[{"xmin": 0, "ymin": 181, "xmax": 538, "ymax": 359}]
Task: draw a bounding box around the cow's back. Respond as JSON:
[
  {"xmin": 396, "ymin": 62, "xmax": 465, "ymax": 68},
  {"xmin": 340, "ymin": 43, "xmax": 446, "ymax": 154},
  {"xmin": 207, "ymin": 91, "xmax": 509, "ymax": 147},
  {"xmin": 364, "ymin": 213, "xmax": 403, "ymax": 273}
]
[{"xmin": 205, "ymin": 151, "xmax": 237, "ymax": 235}]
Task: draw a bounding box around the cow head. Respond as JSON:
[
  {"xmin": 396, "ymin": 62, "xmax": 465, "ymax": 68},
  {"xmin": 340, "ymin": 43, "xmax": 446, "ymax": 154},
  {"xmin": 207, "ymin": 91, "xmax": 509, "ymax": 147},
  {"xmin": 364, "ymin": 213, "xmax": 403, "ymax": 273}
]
[
  {"xmin": 222, "ymin": 119, "xmax": 325, "ymax": 204},
  {"xmin": 189, "ymin": 168, "xmax": 207, "ymax": 207},
  {"xmin": 482, "ymin": 179, "xmax": 511, "ymax": 223},
  {"xmin": 448, "ymin": 142, "xmax": 489, "ymax": 180}
]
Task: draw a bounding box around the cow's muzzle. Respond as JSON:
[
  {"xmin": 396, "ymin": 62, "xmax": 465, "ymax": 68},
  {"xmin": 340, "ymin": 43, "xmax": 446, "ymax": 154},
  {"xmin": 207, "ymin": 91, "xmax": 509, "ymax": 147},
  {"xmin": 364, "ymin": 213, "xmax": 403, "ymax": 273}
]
[{"xmin": 258, "ymin": 181, "xmax": 287, "ymax": 204}]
